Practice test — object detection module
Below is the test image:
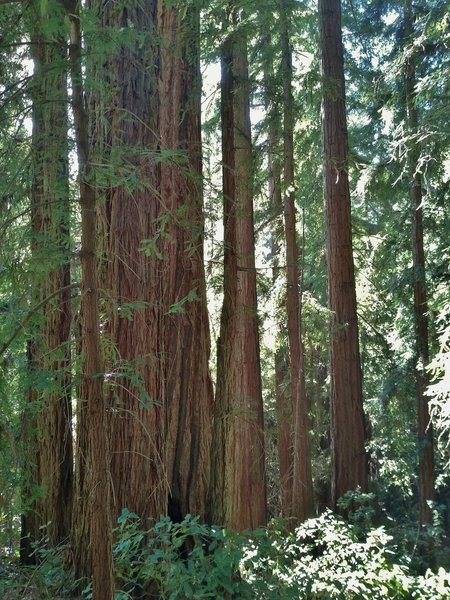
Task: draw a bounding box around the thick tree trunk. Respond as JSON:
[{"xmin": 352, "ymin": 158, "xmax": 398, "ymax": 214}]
[
  {"xmin": 280, "ymin": 0, "xmax": 314, "ymax": 523},
  {"xmin": 67, "ymin": 6, "xmax": 115, "ymax": 597},
  {"xmin": 211, "ymin": 7, "xmax": 267, "ymax": 531},
  {"xmin": 159, "ymin": 4, "xmax": 214, "ymax": 522},
  {"xmin": 275, "ymin": 346, "xmax": 292, "ymax": 515},
  {"xmin": 94, "ymin": 0, "xmax": 166, "ymax": 525},
  {"xmin": 318, "ymin": 0, "xmax": 368, "ymax": 506},
  {"xmin": 83, "ymin": 0, "xmax": 212, "ymax": 529},
  {"xmin": 404, "ymin": 0, "xmax": 434, "ymax": 527},
  {"xmin": 22, "ymin": 1, "xmax": 72, "ymax": 559}
]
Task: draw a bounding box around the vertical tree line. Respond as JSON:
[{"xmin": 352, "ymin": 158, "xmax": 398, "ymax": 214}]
[{"xmin": 279, "ymin": 0, "xmax": 313, "ymax": 524}]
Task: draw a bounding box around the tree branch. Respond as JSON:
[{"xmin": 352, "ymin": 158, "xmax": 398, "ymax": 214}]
[{"xmin": 0, "ymin": 283, "xmax": 80, "ymax": 357}]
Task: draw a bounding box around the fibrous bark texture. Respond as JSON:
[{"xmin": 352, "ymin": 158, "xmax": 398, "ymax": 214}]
[
  {"xmin": 319, "ymin": 0, "xmax": 368, "ymax": 506},
  {"xmin": 211, "ymin": 8, "xmax": 267, "ymax": 531},
  {"xmin": 159, "ymin": 5, "xmax": 214, "ymax": 522},
  {"xmin": 22, "ymin": 1, "xmax": 72, "ymax": 559},
  {"xmin": 262, "ymin": 33, "xmax": 293, "ymax": 519},
  {"xmin": 83, "ymin": 0, "xmax": 212, "ymax": 530}
]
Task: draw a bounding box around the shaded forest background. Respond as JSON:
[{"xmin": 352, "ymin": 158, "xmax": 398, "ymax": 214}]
[{"xmin": 0, "ymin": 0, "xmax": 449, "ymax": 598}]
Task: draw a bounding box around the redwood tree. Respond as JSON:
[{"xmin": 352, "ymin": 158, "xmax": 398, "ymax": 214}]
[
  {"xmin": 159, "ymin": 2, "xmax": 214, "ymax": 522},
  {"xmin": 404, "ymin": 0, "xmax": 434, "ymax": 527},
  {"xmin": 211, "ymin": 5, "xmax": 267, "ymax": 531},
  {"xmin": 22, "ymin": 0, "xmax": 72, "ymax": 559},
  {"xmin": 81, "ymin": 0, "xmax": 213, "ymax": 529},
  {"xmin": 279, "ymin": 0, "xmax": 314, "ymax": 522},
  {"xmin": 318, "ymin": 0, "xmax": 368, "ymax": 506},
  {"xmin": 263, "ymin": 49, "xmax": 292, "ymax": 518},
  {"xmin": 67, "ymin": 2, "xmax": 115, "ymax": 595}
]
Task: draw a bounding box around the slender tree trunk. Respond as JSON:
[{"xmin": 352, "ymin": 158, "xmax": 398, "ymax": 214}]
[
  {"xmin": 67, "ymin": 6, "xmax": 115, "ymax": 597},
  {"xmin": 262, "ymin": 34, "xmax": 293, "ymax": 519},
  {"xmin": 318, "ymin": 0, "xmax": 368, "ymax": 506},
  {"xmin": 404, "ymin": 0, "xmax": 434, "ymax": 527},
  {"xmin": 20, "ymin": 343, "xmax": 39, "ymax": 565},
  {"xmin": 211, "ymin": 5, "xmax": 267, "ymax": 531},
  {"xmin": 266, "ymin": 85, "xmax": 293, "ymax": 517},
  {"xmin": 280, "ymin": 0, "xmax": 314, "ymax": 523},
  {"xmin": 21, "ymin": 1, "xmax": 72, "ymax": 559}
]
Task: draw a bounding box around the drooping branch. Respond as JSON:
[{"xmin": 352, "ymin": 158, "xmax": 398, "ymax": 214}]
[{"xmin": 0, "ymin": 283, "xmax": 80, "ymax": 357}]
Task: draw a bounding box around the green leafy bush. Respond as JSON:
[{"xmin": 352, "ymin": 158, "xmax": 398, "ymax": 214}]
[
  {"xmin": 112, "ymin": 509, "xmax": 450, "ymax": 599},
  {"xmin": 0, "ymin": 534, "xmax": 76, "ymax": 599},
  {"xmin": 2, "ymin": 511, "xmax": 448, "ymax": 598},
  {"xmin": 113, "ymin": 509, "xmax": 252, "ymax": 599}
]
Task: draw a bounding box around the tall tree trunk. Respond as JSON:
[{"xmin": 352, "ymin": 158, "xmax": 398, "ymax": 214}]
[
  {"xmin": 211, "ymin": 6, "xmax": 267, "ymax": 531},
  {"xmin": 318, "ymin": 0, "xmax": 368, "ymax": 506},
  {"xmin": 91, "ymin": 0, "xmax": 166, "ymax": 526},
  {"xmin": 83, "ymin": 0, "xmax": 212, "ymax": 530},
  {"xmin": 21, "ymin": 0, "xmax": 72, "ymax": 560},
  {"xmin": 67, "ymin": 5, "xmax": 115, "ymax": 597},
  {"xmin": 263, "ymin": 59, "xmax": 293, "ymax": 517},
  {"xmin": 280, "ymin": 0, "xmax": 314, "ymax": 523},
  {"xmin": 159, "ymin": 2, "xmax": 214, "ymax": 522},
  {"xmin": 20, "ymin": 342, "xmax": 39, "ymax": 565},
  {"xmin": 404, "ymin": 0, "xmax": 434, "ymax": 527}
]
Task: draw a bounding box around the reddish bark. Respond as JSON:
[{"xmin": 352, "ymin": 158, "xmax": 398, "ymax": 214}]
[
  {"xmin": 159, "ymin": 3, "xmax": 214, "ymax": 521},
  {"xmin": 22, "ymin": 3, "xmax": 72, "ymax": 559},
  {"xmin": 319, "ymin": 0, "xmax": 368, "ymax": 506},
  {"xmin": 67, "ymin": 5, "xmax": 115, "ymax": 596},
  {"xmin": 211, "ymin": 8, "xmax": 267, "ymax": 531},
  {"xmin": 263, "ymin": 36, "xmax": 293, "ymax": 518},
  {"xmin": 82, "ymin": 0, "xmax": 212, "ymax": 530}
]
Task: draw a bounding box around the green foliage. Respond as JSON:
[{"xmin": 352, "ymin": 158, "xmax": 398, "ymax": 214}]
[
  {"xmin": 0, "ymin": 535, "xmax": 76, "ymax": 598},
  {"xmin": 112, "ymin": 510, "xmax": 251, "ymax": 599},
  {"xmin": 427, "ymin": 290, "xmax": 450, "ymax": 459},
  {"xmin": 2, "ymin": 511, "xmax": 449, "ymax": 598},
  {"xmin": 0, "ymin": 0, "xmax": 449, "ymax": 594},
  {"xmin": 109, "ymin": 511, "xmax": 450, "ymax": 599},
  {"xmin": 167, "ymin": 288, "xmax": 200, "ymax": 315},
  {"xmin": 337, "ymin": 488, "xmax": 378, "ymax": 535}
]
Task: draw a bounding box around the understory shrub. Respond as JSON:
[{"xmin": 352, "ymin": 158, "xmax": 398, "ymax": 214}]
[
  {"xmin": 1, "ymin": 511, "xmax": 449, "ymax": 598},
  {"xmin": 112, "ymin": 509, "xmax": 450, "ymax": 599}
]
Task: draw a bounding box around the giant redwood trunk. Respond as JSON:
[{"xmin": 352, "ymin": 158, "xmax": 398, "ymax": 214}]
[
  {"xmin": 318, "ymin": 0, "xmax": 368, "ymax": 506},
  {"xmin": 404, "ymin": 0, "xmax": 434, "ymax": 527},
  {"xmin": 85, "ymin": 0, "xmax": 212, "ymax": 528},
  {"xmin": 91, "ymin": 0, "xmax": 166, "ymax": 526},
  {"xmin": 210, "ymin": 8, "xmax": 267, "ymax": 531},
  {"xmin": 280, "ymin": 0, "xmax": 314, "ymax": 523},
  {"xmin": 22, "ymin": 1, "xmax": 72, "ymax": 558}
]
